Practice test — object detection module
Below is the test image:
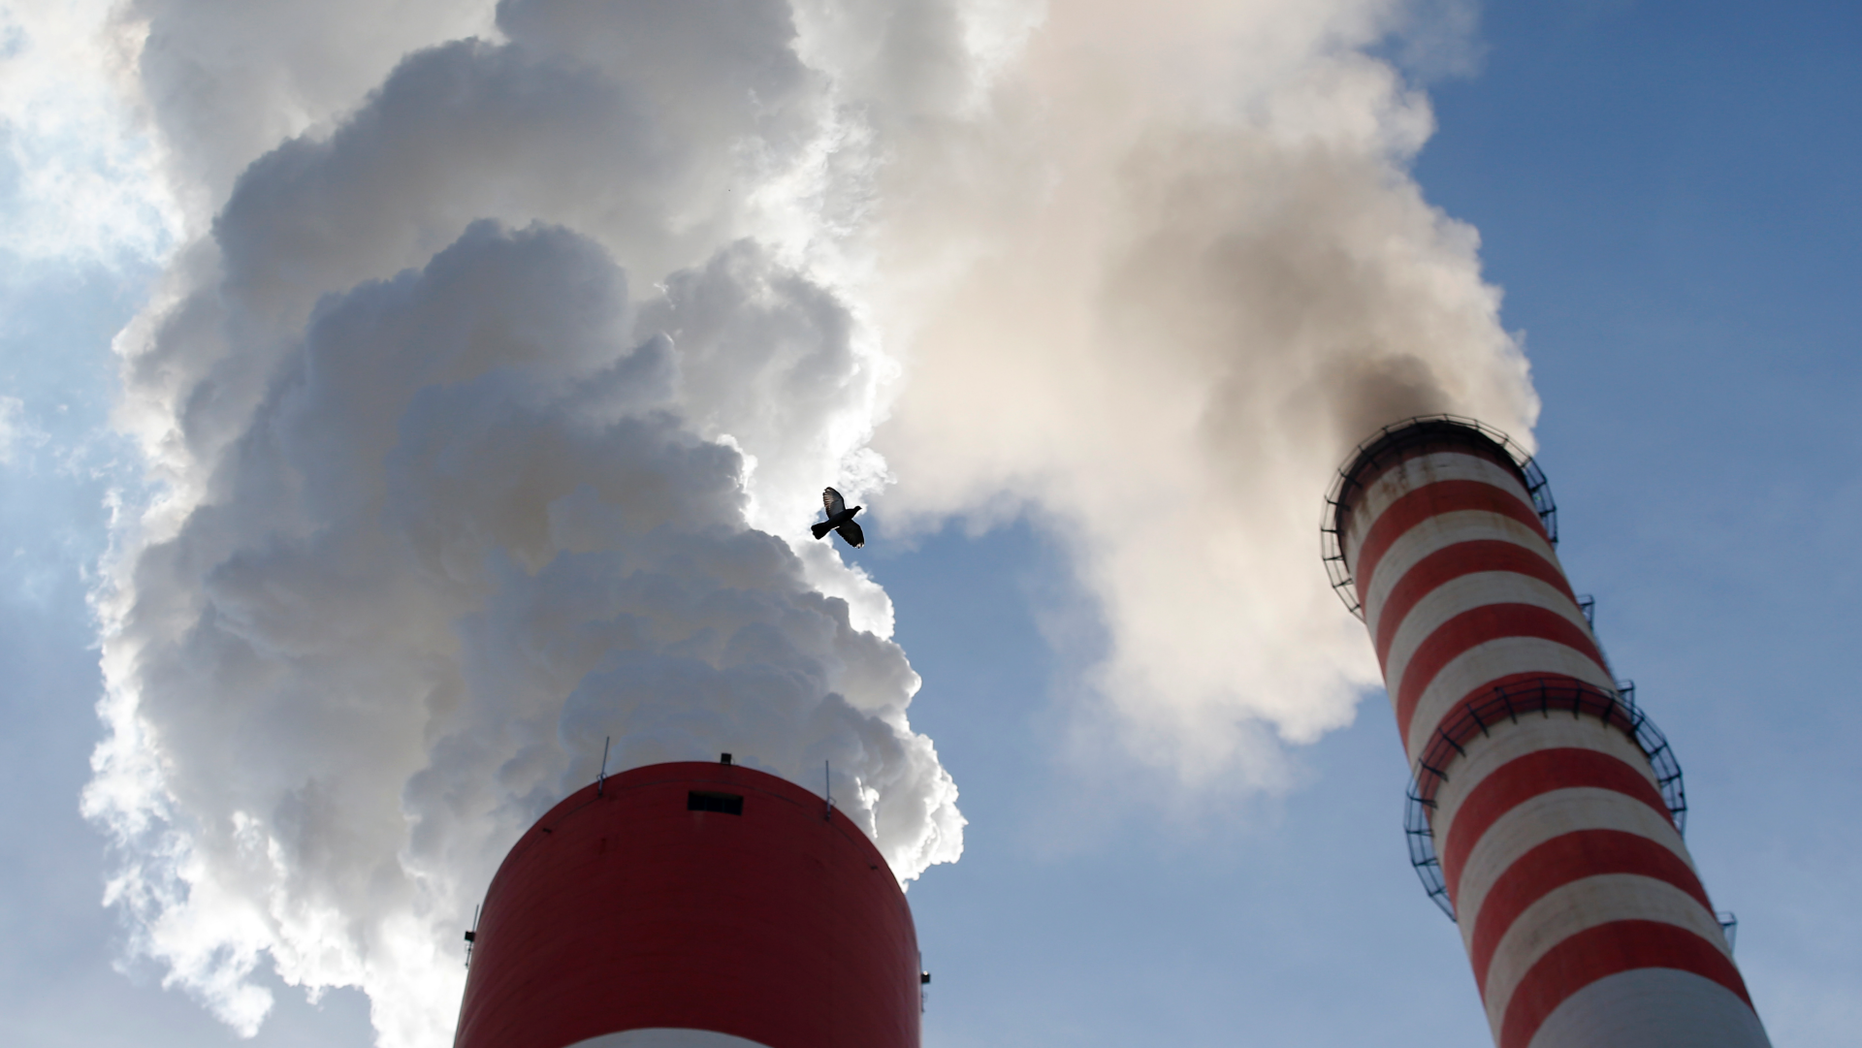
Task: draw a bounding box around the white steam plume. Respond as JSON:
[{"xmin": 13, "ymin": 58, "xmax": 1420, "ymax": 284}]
[
  {"xmin": 86, "ymin": 1, "xmax": 965, "ymax": 1042},
  {"xmin": 867, "ymin": 0, "xmax": 1536, "ymax": 782},
  {"xmin": 75, "ymin": 0, "xmax": 1537, "ymax": 1044}
]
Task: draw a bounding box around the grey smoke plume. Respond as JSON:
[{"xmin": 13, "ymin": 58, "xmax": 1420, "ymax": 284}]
[{"xmin": 80, "ymin": 0, "xmax": 1535, "ymax": 1043}]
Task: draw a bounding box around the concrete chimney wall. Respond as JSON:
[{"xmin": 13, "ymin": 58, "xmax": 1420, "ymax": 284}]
[
  {"xmin": 1326, "ymin": 418, "xmax": 1769, "ymax": 1048},
  {"xmin": 454, "ymin": 763, "xmax": 921, "ymax": 1048}
]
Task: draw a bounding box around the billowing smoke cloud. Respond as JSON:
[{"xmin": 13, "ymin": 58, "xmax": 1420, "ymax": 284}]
[
  {"xmin": 86, "ymin": 2, "xmax": 962, "ymax": 1042},
  {"xmin": 867, "ymin": 0, "xmax": 1536, "ymax": 781},
  {"xmin": 76, "ymin": 0, "xmax": 1536, "ymax": 1043},
  {"xmin": 90, "ymin": 219, "xmax": 957, "ymax": 1043}
]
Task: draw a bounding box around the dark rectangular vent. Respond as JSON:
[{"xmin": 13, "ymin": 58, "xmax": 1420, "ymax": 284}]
[{"xmin": 688, "ymin": 791, "xmax": 744, "ymax": 815}]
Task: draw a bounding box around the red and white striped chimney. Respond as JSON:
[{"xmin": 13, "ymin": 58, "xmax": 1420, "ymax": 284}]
[
  {"xmin": 1323, "ymin": 417, "xmax": 1769, "ymax": 1048},
  {"xmin": 453, "ymin": 761, "xmax": 922, "ymax": 1048}
]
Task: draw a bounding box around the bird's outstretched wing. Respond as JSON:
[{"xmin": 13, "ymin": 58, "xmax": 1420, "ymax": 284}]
[
  {"xmin": 822, "ymin": 487, "xmax": 846, "ymax": 517},
  {"xmin": 835, "ymin": 520, "xmax": 865, "ymax": 549}
]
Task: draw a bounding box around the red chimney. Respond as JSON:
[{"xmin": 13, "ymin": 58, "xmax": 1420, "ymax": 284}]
[{"xmin": 454, "ymin": 761, "xmax": 921, "ymax": 1048}]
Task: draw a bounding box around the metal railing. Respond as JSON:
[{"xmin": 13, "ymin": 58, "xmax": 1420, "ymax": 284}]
[
  {"xmin": 1320, "ymin": 415, "xmax": 1555, "ymax": 620},
  {"xmin": 1401, "ymin": 677, "xmax": 1687, "ymax": 921}
]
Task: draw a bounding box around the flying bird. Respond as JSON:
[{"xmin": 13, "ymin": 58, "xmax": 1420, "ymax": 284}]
[{"xmin": 811, "ymin": 487, "xmax": 865, "ymax": 548}]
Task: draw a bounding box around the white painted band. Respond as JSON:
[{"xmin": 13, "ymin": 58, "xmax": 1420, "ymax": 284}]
[
  {"xmin": 1527, "ymin": 968, "xmax": 1770, "ymax": 1048},
  {"xmin": 1381, "ymin": 572, "xmax": 1595, "ymax": 703},
  {"xmin": 1455, "ymin": 788, "xmax": 1694, "ymax": 936},
  {"xmin": 1361, "ymin": 510, "xmax": 1562, "ymax": 640},
  {"xmin": 1404, "ymin": 637, "xmax": 1617, "ymax": 766},
  {"xmin": 1431, "ymin": 721, "xmax": 1661, "ymax": 858},
  {"xmin": 1480, "ymin": 874, "xmax": 1732, "ymax": 1032},
  {"xmin": 564, "ymin": 1030, "xmax": 776, "ymax": 1048},
  {"xmin": 1344, "ymin": 451, "xmax": 1536, "ymax": 565}
]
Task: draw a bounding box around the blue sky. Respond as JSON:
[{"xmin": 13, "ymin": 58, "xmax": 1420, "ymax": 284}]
[
  {"xmin": 3, "ymin": 2, "xmax": 1859, "ymax": 1046},
  {"xmin": 904, "ymin": 5, "xmax": 1862, "ymax": 1045}
]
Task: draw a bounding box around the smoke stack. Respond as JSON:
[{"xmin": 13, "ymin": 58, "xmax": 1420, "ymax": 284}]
[
  {"xmin": 1322, "ymin": 417, "xmax": 1769, "ymax": 1048},
  {"xmin": 453, "ymin": 762, "xmax": 922, "ymax": 1048}
]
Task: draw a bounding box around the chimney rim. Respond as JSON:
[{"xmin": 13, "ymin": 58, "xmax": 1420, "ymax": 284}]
[{"xmin": 1320, "ymin": 414, "xmax": 1556, "ymax": 619}]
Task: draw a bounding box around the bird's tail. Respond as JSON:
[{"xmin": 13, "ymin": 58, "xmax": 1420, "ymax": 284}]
[{"xmin": 810, "ymin": 521, "xmax": 833, "ymax": 540}]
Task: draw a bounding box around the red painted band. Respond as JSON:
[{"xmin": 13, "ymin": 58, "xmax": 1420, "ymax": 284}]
[
  {"xmin": 1395, "ymin": 604, "xmax": 1608, "ymax": 742},
  {"xmin": 1470, "ymin": 829, "xmax": 1716, "ymax": 994},
  {"xmin": 1416, "ymin": 673, "xmax": 1643, "ymax": 788},
  {"xmin": 1372, "ymin": 539, "xmax": 1578, "ymax": 664},
  {"xmin": 1343, "ymin": 439, "xmax": 1525, "ymax": 536},
  {"xmin": 1498, "ymin": 920, "xmax": 1753, "ymax": 1048},
  {"xmin": 454, "ymin": 763, "xmax": 920, "ymax": 1048},
  {"xmin": 1351, "ymin": 479, "xmax": 1546, "ymax": 602},
  {"xmin": 1441, "ymin": 747, "xmax": 1672, "ymax": 904}
]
